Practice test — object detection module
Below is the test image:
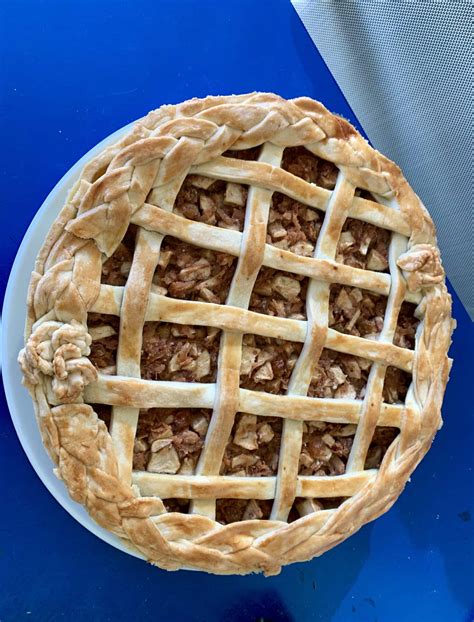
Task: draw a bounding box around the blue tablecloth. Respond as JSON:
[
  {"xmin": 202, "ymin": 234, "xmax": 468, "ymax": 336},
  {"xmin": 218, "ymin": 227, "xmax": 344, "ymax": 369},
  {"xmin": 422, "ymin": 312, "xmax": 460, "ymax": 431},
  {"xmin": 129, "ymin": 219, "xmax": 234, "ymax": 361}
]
[{"xmin": 1, "ymin": 2, "xmax": 472, "ymax": 620}]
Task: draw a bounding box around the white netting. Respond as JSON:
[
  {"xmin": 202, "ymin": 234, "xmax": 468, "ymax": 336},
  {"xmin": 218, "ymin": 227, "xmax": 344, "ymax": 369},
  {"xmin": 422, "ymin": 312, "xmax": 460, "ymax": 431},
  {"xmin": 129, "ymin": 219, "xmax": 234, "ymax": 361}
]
[{"xmin": 292, "ymin": 0, "xmax": 473, "ymax": 318}]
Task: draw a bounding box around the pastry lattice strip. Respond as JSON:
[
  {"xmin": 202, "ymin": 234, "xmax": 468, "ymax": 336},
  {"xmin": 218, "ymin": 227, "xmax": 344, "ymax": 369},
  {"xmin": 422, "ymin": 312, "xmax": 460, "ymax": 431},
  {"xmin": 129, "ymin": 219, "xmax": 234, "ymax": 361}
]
[
  {"xmin": 192, "ymin": 143, "xmax": 284, "ymax": 517},
  {"xmin": 271, "ymin": 172, "xmax": 356, "ymax": 519},
  {"xmin": 83, "ymin": 141, "xmax": 420, "ymax": 519},
  {"xmin": 84, "ymin": 379, "xmax": 407, "ymax": 426},
  {"xmin": 91, "ymin": 289, "xmax": 415, "ymax": 372}
]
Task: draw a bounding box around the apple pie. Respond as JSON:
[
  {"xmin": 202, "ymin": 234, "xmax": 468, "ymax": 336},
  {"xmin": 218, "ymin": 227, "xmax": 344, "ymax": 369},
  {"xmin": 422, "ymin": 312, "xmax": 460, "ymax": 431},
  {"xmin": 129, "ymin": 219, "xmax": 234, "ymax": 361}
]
[{"xmin": 19, "ymin": 93, "xmax": 454, "ymax": 575}]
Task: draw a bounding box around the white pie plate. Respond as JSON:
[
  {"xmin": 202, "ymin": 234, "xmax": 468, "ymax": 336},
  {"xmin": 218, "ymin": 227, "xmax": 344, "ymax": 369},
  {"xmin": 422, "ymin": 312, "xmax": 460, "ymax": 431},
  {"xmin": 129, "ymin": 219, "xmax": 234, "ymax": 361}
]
[{"xmin": 1, "ymin": 122, "xmax": 144, "ymax": 560}]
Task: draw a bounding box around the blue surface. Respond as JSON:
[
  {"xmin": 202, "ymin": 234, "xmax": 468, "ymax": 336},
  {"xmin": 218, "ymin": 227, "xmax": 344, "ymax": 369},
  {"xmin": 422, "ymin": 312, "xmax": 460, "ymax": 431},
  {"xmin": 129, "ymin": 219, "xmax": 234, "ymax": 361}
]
[{"xmin": 0, "ymin": 1, "xmax": 472, "ymax": 621}]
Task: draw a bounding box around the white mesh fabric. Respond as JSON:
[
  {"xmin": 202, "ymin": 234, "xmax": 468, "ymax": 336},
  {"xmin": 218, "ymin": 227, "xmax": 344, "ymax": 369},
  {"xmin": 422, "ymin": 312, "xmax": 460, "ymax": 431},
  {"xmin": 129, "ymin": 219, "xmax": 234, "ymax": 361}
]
[{"xmin": 292, "ymin": 0, "xmax": 473, "ymax": 319}]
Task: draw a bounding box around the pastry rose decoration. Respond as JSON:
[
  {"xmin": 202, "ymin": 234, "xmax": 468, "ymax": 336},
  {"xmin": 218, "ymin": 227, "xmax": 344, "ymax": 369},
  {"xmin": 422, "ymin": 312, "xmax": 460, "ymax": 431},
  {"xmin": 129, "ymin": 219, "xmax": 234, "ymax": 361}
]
[
  {"xmin": 18, "ymin": 320, "xmax": 97, "ymax": 402},
  {"xmin": 396, "ymin": 243, "xmax": 444, "ymax": 292}
]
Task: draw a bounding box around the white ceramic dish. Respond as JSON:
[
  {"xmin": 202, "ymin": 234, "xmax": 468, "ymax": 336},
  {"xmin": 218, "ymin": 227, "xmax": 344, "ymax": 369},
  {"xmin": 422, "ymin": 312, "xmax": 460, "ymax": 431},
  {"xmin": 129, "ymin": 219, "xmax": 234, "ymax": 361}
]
[{"xmin": 2, "ymin": 122, "xmax": 143, "ymax": 560}]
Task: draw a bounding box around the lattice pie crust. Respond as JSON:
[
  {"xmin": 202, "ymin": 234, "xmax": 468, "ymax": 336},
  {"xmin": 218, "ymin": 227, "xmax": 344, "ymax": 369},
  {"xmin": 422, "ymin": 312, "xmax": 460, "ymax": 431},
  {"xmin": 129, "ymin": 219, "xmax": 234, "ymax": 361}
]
[{"xmin": 19, "ymin": 94, "xmax": 454, "ymax": 575}]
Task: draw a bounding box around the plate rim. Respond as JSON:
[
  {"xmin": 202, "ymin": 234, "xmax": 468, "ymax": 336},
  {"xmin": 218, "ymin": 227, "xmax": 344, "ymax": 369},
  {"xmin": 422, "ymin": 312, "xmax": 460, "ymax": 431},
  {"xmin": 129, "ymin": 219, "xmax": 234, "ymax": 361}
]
[{"xmin": 1, "ymin": 121, "xmax": 145, "ymax": 561}]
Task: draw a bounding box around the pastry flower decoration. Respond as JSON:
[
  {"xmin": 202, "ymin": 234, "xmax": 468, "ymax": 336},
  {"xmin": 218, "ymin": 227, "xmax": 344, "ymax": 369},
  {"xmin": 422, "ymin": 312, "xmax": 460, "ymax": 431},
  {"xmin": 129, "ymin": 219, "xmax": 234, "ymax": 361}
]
[
  {"xmin": 397, "ymin": 243, "xmax": 444, "ymax": 292},
  {"xmin": 18, "ymin": 320, "xmax": 97, "ymax": 402}
]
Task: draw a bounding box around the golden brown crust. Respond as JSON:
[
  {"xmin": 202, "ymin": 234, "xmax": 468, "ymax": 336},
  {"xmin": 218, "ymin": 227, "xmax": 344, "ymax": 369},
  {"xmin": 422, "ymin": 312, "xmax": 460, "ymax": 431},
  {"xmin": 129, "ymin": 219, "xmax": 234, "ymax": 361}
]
[{"xmin": 18, "ymin": 93, "xmax": 454, "ymax": 575}]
